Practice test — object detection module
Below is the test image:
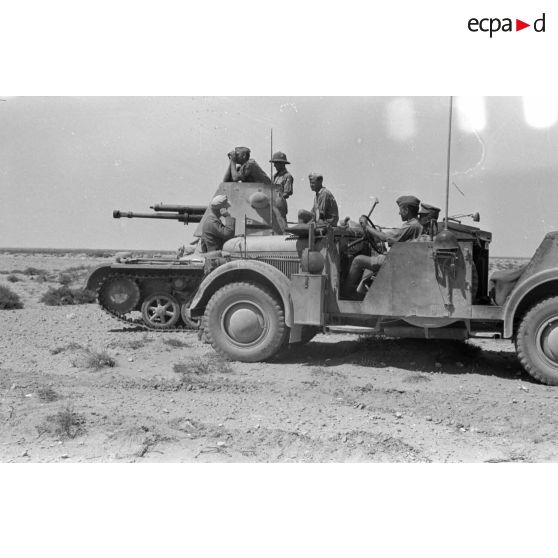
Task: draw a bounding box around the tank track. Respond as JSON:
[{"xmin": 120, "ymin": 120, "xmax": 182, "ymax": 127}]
[{"xmin": 96, "ymin": 272, "xmax": 199, "ymax": 332}]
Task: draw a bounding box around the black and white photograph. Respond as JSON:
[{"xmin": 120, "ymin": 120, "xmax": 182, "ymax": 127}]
[
  {"xmin": 2, "ymin": 2, "xmax": 558, "ymax": 557},
  {"xmin": 2, "ymin": 95, "xmax": 558, "ymax": 464}
]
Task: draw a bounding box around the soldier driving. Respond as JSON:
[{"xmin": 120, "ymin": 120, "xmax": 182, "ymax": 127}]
[
  {"xmin": 200, "ymin": 195, "xmax": 236, "ymax": 253},
  {"xmin": 346, "ymin": 195, "xmax": 422, "ymax": 295},
  {"xmin": 223, "ymin": 146, "xmax": 271, "ymax": 184}
]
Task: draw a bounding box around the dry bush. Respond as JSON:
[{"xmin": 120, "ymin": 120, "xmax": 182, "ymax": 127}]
[
  {"xmin": 38, "ymin": 403, "xmax": 85, "ymax": 439},
  {"xmin": 7, "ymin": 274, "xmax": 20, "ymax": 283},
  {"xmin": 37, "ymin": 386, "xmax": 61, "ymax": 402},
  {"xmin": 40, "ymin": 286, "xmax": 96, "ymax": 305},
  {"xmin": 71, "ymin": 349, "xmax": 116, "ymax": 370},
  {"xmin": 173, "ymin": 357, "xmax": 233, "ymax": 388},
  {"xmin": 50, "ymin": 342, "xmax": 84, "ymax": 355},
  {"xmin": 22, "ymin": 267, "xmax": 53, "ymax": 282},
  {"xmin": 57, "ymin": 266, "xmax": 93, "ymax": 286},
  {"xmin": 0, "ymin": 285, "xmax": 23, "ymax": 309},
  {"xmin": 163, "ymin": 338, "xmax": 190, "ymax": 348},
  {"xmin": 108, "ymin": 335, "xmax": 153, "ymax": 350}
]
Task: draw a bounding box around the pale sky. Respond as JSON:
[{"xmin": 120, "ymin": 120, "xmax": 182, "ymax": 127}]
[{"xmin": 1, "ymin": 96, "xmax": 557, "ymax": 256}]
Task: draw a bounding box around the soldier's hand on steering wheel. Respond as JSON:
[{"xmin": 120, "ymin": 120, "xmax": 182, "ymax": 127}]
[{"xmin": 359, "ymin": 214, "xmax": 386, "ymax": 254}]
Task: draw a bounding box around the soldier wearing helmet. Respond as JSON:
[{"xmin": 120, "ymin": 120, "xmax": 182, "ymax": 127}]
[
  {"xmin": 224, "ymin": 146, "xmax": 271, "ymax": 184},
  {"xmin": 346, "ymin": 195, "xmax": 422, "ymax": 296},
  {"xmin": 269, "ymin": 151, "xmax": 293, "ymax": 231},
  {"xmin": 200, "ymin": 195, "xmax": 236, "ymax": 253}
]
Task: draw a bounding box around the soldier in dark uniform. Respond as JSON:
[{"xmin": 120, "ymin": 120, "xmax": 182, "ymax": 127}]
[
  {"xmin": 223, "ymin": 146, "xmax": 271, "ymax": 184},
  {"xmin": 200, "ymin": 195, "xmax": 236, "ymax": 253},
  {"xmin": 346, "ymin": 195, "xmax": 422, "ymax": 295},
  {"xmin": 304, "ymin": 173, "xmax": 339, "ymax": 226},
  {"xmin": 418, "ymin": 203, "xmax": 441, "ymax": 237},
  {"xmin": 270, "ymin": 151, "xmax": 293, "ymax": 231}
]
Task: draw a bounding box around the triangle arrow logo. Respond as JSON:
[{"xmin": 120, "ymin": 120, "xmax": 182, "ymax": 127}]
[{"xmin": 516, "ymin": 19, "xmax": 530, "ymax": 31}]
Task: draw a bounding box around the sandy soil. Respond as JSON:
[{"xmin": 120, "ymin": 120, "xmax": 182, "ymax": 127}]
[{"xmin": 1, "ymin": 252, "xmax": 557, "ymax": 463}]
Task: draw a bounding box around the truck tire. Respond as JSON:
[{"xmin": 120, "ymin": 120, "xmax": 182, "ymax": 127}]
[
  {"xmin": 203, "ymin": 281, "xmax": 287, "ymax": 362},
  {"xmin": 516, "ymin": 296, "xmax": 558, "ymax": 385}
]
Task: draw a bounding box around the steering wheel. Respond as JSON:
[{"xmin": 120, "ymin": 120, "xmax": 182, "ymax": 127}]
[{"xmin": 359, "ymin": 215, "xmax": 386, "ymax": 254}]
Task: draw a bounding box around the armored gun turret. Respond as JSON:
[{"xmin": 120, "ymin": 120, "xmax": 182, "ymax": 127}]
[{"xmin": 86, "ymin": 181, "xmax": 293, "ymax": 330}]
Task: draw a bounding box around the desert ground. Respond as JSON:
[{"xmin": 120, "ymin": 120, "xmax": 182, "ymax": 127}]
[{"xmin": 1, "ymin": 250, "xmax": 557, "ymax": 463}]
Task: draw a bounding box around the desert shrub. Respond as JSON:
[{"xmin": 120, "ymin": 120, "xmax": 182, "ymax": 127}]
[
  {"xmin": 0, "ymin": 285, "xmax": 23, "ymax": 309},
  {"xmin": 38, "ymin": 403, "xmax": 85, "ymax": 439},
  {"xmin": 173, "ymin": 356, "xmax": 233, "ymax": 380},
  {"xmin": 58, "ymin": 273, "xmax": 74, "ymax": 286},
  {"xmin": 50, "ymin": 342, "xmax": 83, "ymax": 355},
  {"xmin": 22, "ymin": 266, "xmax": 48, "ymax": 276},
  {"xmin": 71, "ymin": 348, "xmax": 115, "ymax": 370},
  {"xmin": 37, "ymin": 386, "xmax": 61, "ymax": 402},
  {"xmin": 7, "ymin": 274, "xmax": 20, "ymax": 283},
  {"xmin": 40, "ymin": 286, "xmax": 96, "ymax": 305},
  {"xmin": 58, "ymin": 266, "xmax": 92, "ymax": 286}
]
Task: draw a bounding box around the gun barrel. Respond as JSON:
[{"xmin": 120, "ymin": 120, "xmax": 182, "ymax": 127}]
[
  {"xmin": 113, "ymin": 210, "xmax": 203, "ymax": 223},
  {"xmin": 151, "ymin": 204, "xmax": 207, "ymax": 215}
]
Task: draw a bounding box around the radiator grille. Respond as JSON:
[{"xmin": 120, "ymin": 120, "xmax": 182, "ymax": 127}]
[{"xmin": 258, "ymin": 256, "xmax": 300, "ymax": 278}]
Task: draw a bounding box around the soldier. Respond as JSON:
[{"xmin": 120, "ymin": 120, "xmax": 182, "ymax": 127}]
[
  {"xmin": 418, "ymin": 203, "xmax": 441, "ymax": 237},
  {"xmin": 346, "ymin": 195, "xmax": 422, "ymax": 295},
  {"xmin": 270, "ymin": 151, "xmax": 293, "ymax": 230},
  {"xmin": 307, "ymin": 173, "xmax": 339, "ymax": 226},
  {"xmin": 223, "ymin": 146, "xmax": 271, "ymax": 184},
  {"xmin": 200, "ymin": 195, "xmax": 236, "ymax": 253}
]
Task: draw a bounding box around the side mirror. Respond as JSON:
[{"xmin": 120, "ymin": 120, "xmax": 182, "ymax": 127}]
[{"xmin": 472, "ymin": 212, "xmax": 480, "ymax": 222}]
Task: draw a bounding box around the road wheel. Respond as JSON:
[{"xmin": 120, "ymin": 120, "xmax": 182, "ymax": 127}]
[
  {"xmin": 141, "ymin": 292, "xmax": 181, "ymax": 329},
  {"xmin": 516, "ymin": 296, "xmax": 558, "ymax": 385},
  {"xmin": 203, "ymin": 282, "xmax": 287, "ymax": 362},
  {"xmin": 98, "ymin": 276, "xmax": 140, "ymax": 314}
]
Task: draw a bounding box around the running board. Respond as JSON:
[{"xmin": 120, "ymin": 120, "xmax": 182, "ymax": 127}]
[{"xmin": 325, "ymin": 325, "xmax": 378, "ymax": 335}]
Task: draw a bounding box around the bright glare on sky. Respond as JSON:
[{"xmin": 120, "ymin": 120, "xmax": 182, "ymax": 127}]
[{"xmin": 1, "ymin": 96, "xmax": 557, "ymax": 257}]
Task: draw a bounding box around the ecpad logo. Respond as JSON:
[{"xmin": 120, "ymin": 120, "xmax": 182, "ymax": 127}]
[{"xmin": 468, "ymin": 13, "xmax": 546, "ymax": 37}]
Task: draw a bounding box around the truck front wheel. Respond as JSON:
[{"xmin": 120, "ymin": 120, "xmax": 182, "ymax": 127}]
[
  {"xmin": 516, "ymin": 296, "xmax": 558, "ymax": 385},
  {"xmin": 203, "ymin": 282, "xmax": 288, "ymax": 362}
]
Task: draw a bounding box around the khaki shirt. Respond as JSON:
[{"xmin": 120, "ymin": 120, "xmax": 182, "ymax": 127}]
[
  {"xmin": 200, "ymin": 213, "xmax": 235, "ymax": 253},
  {"xmin": 312, "ymin": 187, "xmax": 339, "ymax": 226},
  {"xmin": 385, "ymin": 217, "xmax": 422, "ymax": 245},
  {"xmin": 272, "ymin": 169, "xmax": 293, "ymax": 197}
]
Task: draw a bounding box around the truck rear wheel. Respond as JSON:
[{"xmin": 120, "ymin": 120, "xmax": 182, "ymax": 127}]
[
  {"xmin": 203, "ymin": 281, "xmax": 287, "ymax": 362},
  {"xmin": 516, "ymin": 296, "xmax": 558, "ymax": 385}
]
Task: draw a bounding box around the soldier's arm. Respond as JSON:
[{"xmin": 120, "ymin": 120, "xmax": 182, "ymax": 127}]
[
  {"xmin": 227, "ymin": 160, "xmax": 244, "ymax": 182},
  {"xmin": 214, "ymin": 215, "xmax": 236, "ymax": 241},
  {"xmin": 283, "ymin": 175, "xmax": 293, "ymax": 198}
]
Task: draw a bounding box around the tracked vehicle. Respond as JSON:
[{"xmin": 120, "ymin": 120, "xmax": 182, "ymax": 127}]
[{"xmin": 86, "ymin": 181, "xmax": 291, "ymax": 330}]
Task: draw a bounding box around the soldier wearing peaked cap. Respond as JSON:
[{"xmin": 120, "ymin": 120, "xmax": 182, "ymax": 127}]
[
  {"xmin": 270, "ymin": 151, "xmax": 293, "ymax": 232},
  {"xmin": 346, "ymin": 194, "xmax": 422, "ymax": 296},
  {"xmin": 224, "ymin": 146, "xmax": 271, "ymax": 184},
  {"xmin": 201, "ymin": 195, "xmax": 236, "ymax": 253},
  {"xmin": 418, "ymin": 203, "xmax": 441, "ymax": 237}
]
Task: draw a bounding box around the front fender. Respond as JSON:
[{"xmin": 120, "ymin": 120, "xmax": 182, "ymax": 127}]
[
  {"xmin": 503, "ymin": 268, "xmax": 558, "ymax": 337},
  {"xmin": 189, "ymin": 259, "xmax": 294, "ymax": 326}
]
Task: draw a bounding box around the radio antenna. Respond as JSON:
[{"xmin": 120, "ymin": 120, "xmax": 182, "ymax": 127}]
[
  {"xmin": 270, "ymin": 128, "xmax": 274, "ymax": 180},
  {"xmin": 444, "ymin": 96, "xmax": 454, "ymax": 231}
]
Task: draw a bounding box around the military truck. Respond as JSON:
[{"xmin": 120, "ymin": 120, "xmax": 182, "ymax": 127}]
[
  {"xmin": 188, "ymin": 206, "xmax": 558, "ymax": 386},
  {"xmin": 85, "ymin": 181, "xmax": 290, "ymax": 330}
]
